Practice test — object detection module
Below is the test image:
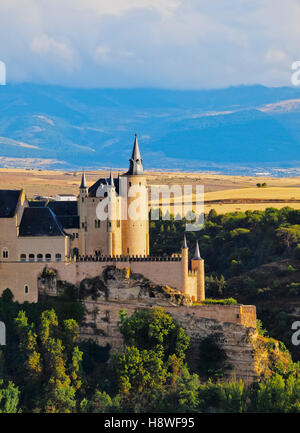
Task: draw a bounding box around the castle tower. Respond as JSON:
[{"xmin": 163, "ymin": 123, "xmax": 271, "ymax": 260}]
[
  {"xmin": 121, "ymin": 134, "xmax": 149, "ymax": 256},
  {"xmin": 181, "ymin": 233, "xmax": 189, "ymax": 296},
  {"xmin": 107, "ymin": 171, "xmax": 118, "ymax": 256},
  {"xmin": 78, "ymin": 170, "xmax": 88, "ymax": 256},
  {"xmin": 191, "ymin": 241, "xmax": 205, "ymax": 301}
]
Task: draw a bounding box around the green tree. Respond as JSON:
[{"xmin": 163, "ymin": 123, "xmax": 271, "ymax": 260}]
[
  {"xmin": 0, "ymin": 380, "xmax": 20, "ymax": 413},
  {"xmin": 14, "ymin": 309, "xmax": 83, "ymax": 413}
]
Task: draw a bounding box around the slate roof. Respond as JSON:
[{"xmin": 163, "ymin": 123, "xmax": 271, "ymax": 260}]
[
  {"xmin": 0, "ymin": 190, "xmax": 22, "ymax": 218},
  {"xmin": 47, "ymin": 200, "xmax": 79, "ymax": 229},
  {"xmin": 88, "ymin": 177, "xmax": 120, "ymax": 197},
  {"xmin": 28, "ymin": 200, "xmax": 47, "ymax": 208},
  {"xmin": 19, "ymin": 207, "xmax": 66, "ymax": 237},
  {"xmin": 57, "ymin": 215, "xmax": 80, "ymax": 229},
  {"xmin": 125, "ymin": 134, "xmax": 144, "ymax": 175},
  {"xmin": 47, "ymin": 200, "xmax": 78, "ymax": 216}
]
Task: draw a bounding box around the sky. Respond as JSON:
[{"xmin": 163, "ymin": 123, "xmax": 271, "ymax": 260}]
[{"xmin": 1, "ymin": 0, "xmax": 300, "ymax": 89}]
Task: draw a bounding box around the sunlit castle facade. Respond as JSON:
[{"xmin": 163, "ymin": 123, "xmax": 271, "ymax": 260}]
[{"xmin": 0, "ymin": 135, "xmax": 205, "ymax": 303}]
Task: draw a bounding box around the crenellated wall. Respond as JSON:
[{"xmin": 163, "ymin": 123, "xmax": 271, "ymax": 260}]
[{"xmin": 0, "ymin": 254, "xmax": 202, "ymax": 302}]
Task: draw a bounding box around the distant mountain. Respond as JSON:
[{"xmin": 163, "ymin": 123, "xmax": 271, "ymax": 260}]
[{"xmin": 1, "ymin": 83, "xmax": 300, "ymax": 174}]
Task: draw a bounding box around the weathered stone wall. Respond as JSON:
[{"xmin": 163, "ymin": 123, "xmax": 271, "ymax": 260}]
[{"xmin": 80, "ymin": 300, "xmax": 263, "ymax": 383}]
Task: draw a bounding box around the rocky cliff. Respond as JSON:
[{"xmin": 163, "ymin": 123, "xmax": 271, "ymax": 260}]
[{"xmin": 38, "ymin": 265, "xmax": 288, "ymax": 384}]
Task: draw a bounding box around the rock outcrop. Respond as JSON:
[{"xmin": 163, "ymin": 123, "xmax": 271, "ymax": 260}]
[{"xmin": 38, "ymin": 265, "xmax": 289, "ymax": 384}]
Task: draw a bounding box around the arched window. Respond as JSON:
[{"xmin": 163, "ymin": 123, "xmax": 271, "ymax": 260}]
[
  {"xmin": 2, "ymin": 249, "xmax": 8, "ymax": 259},
  {"xmin": 20, "ymin": 254, "xmax": 26, "ymax": 262},
  {"xmin": 37, "ymin": 254, "xmax": 43, "ymax": 262},
  {"xmin": 45, "ymin": 253, "xmax": 51, "ymax": 262},
  {"xmin": 29, "ymin": 254, "xmax": 35, "ymax": 262},
  {"xmin": 24, "ymin": 285, "xmax": 29, "ymax": 294},
  {"xmin": 55, "ymin": 253, "xmax": 61, "ymax": 262}
]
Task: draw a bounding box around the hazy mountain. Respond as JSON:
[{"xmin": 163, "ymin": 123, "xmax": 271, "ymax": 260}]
[{"xmin": 1, "ymin": 83, "xmax": 300, "ymax": 173}]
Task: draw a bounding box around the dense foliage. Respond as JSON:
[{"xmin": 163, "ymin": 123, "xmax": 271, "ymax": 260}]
[
  {"xmin": 150, "ymin": 206, "xmax": 300, "ymax": 277},
  {"xmin": 1, "ymin": 206, "xmax": 300, "ymax": 412},
  {"xmin": 1, "ymin": 291, "xmax": 300, "ymax": 413}
]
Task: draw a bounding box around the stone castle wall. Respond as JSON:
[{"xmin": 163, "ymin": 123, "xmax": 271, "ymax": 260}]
[
  {"xmin": 0, "ymin": 256, "xmax": 194, "ymax": 302},
  {"xmin": 80, "ymin": 300, "xmax": 259, "ymax": 383}
]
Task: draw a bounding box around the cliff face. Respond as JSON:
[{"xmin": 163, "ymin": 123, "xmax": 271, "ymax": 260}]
[
  {"xmin": 38, "ymin": 265, "xmax": 287, "ymax": 384},
  {"xmin": 80, "ymin": 299, "xmax": 276, "ymax": 384}
]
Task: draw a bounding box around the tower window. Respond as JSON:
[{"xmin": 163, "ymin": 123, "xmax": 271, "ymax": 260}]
[
  {"xmin": 29, "ymin": 254, "xmax": 35, "ymax": 262},
  {"xmin": 2, "ymin": 249, "xmax": 8, "ymax": 259},
  {"xmin": 55, "ymin": 253, "xmax": 62, "ymax": 262},
  {"xmin": 20, "ymin": 254, "xmax": 26, "ymax": 262},
  {"xmin": 37, "ymin": 254, "xmax": 43, "ymax": 262},
  {"xmin": 24, "ymin": 285, "xmax": 29, "ymax": 294}
]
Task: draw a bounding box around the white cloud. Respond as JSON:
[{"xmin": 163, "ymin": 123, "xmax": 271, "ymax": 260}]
[
  {"xmin": 30, "ymin": 34, "xmax": 77, "ymax": 65},
  {"xmin": 0, "ymin": 0, "xmax": 300, "ymax": 88}
]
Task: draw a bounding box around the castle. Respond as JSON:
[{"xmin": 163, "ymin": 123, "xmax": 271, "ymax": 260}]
[{"xmin": 0, "ymin": 135, "xmax": 205, "ymax": 303}]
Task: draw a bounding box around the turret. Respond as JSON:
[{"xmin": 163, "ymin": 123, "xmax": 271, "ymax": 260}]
[
  {"xmin": 181, "ymin": 233, "xmax": 189, "ymax": 296},
  {"xmin": 191, "ymin": 241, "xmax": 205, "ymax": 301},
  {"xmin": 121, "ymin": 134, "xmax": 149, "ymax": 256},
  {"xmin": 79, "ymin": 170, "xmax": 88, "ymax": 255},
  {"xmin": 107, "ymin": 171, "xmax": 117, "ymax": 256}
]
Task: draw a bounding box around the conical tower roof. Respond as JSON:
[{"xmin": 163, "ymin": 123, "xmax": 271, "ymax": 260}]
[
  {"xmin": 80, "ymin": 170, "xmax": 87, "ymax": 189},
  {"xmin": 109, "ymin": 171, "xmax": 115, "ymax": 186},
  {"xmin": 127, "ymin": 134, "xmax": 144, "ymax": 175},
  {"xmin": 193, "ymin": 241, "xmax": 202, "ymax": 260},
  {"xmin": 182, "ymin": 233, "xmax": 188, "ymax": 249}
]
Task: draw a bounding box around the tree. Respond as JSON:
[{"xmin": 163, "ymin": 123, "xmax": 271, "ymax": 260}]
[
  {"xmin": 118, "ymin": 307, "xmax": 190, "ymax": 361},
  {"xmin": 14, "ymin": 309, "xmax": 83, "ymax": 413},
  {"xmin": 0, "ymin": 380, "xmax": 20, "ymax": 413}
]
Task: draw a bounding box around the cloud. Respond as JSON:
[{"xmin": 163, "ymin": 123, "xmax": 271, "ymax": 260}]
[
  {"xmin": 0, "ymin": 0, "xmax": 299, "ymax": 88},
  {"xmin": 30, "ymin": 34, "xmax": 78, "ymax": 67}
]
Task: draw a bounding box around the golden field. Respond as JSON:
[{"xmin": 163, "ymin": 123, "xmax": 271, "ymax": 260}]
[{"xmin": 0, "ymin": 168, "xmax": 300, "ymax": 214}]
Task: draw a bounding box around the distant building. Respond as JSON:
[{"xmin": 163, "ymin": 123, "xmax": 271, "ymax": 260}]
[{"xmin": 55, "ymin": 194, "xmax": 77, "ymax": 201}]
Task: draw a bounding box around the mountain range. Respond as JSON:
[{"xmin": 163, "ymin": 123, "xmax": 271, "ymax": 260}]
[{"xmin": 1, "ymin": 83, "xmax": 300, "ymax": 174}]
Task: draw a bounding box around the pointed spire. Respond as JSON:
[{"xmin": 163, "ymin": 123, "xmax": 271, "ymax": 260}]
[
  {"xmin": 182, "ymin": 233, "xmax": 188, "ymax": 249},
  {"xmin": 193, "ymin": 241, "xmax": 202, "ymax": 260},
  {"xmin": 109, "ymin": 171, "xmax": 115, "ymax": 187},
  {"xmin": 80, "ymin": 170, "xmax": 87, "ymax": 189},
  {"xmin": 127, "ymin": 133, "xmax": 144, "ymax": 175}
]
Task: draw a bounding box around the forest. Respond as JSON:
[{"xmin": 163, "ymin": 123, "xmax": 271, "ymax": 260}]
[{"xmin": 1, "ymin": 206, "xmax": 300, "ymax": 412}]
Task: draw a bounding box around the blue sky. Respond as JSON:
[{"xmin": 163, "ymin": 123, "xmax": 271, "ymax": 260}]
[{"xmin": 0, "ymin": 0, "xmax": 299, "ymax": 89}]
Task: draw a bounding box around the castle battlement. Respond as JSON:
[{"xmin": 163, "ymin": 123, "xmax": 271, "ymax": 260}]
[{"xmin": 76, "ymin": 255, "xmax": 182, "ymax": 262}]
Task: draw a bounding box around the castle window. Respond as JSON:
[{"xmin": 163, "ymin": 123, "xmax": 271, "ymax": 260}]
[
  {"xmin": 55, "ymin": 253, "xmax": 62, "ymax": 262},
  {"xmin": 2, "ymin": 249, "xmax": 8, "ymax": 259},
  {"xmin": 20, "ymin": 254, "xmax": 26, "ymax": 262},
  {"xmin": 45, "ymin": 253, "xmax": 51, "ymax": 262},
  {"xmin": 95, "ymin": 220, "xmax": 101, "ymax": 228},
  {"xmin": 37, "ymin": 254, "xmax": 43, "ymax": 262},
  {"xmin": 76, "ymin": 233, "xmax": 79, "ymax": 238},
  {"xmin": 129, "ymin": 182, "xmax": 132, "ymax": 187},
  {"xmin": 82, "ymin": 197, "xmax": 84, "ymax": 203},
  {"xmin": 29, "ymin": 254, "xmax": 35, "ymax": 262},
  {"xmin": 81, "ymin": 222, "xmax": 85, "ymax": 229},
  {"xmin": 24, "ymin": 285, "xmax": 29, "ymax": 294}
]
